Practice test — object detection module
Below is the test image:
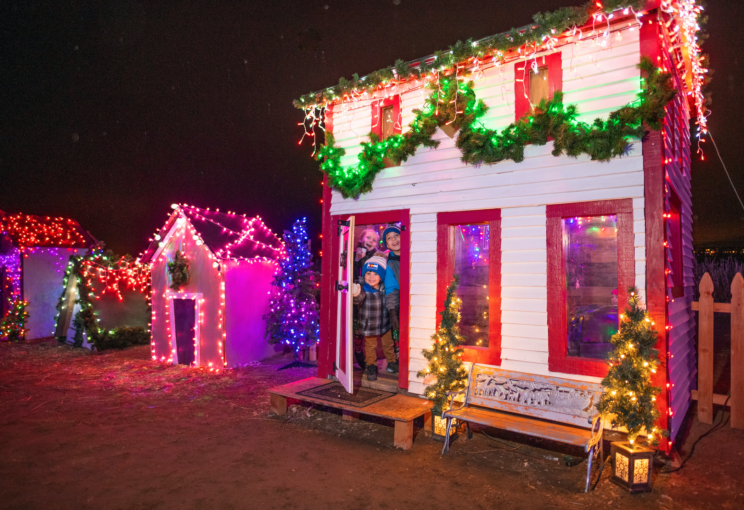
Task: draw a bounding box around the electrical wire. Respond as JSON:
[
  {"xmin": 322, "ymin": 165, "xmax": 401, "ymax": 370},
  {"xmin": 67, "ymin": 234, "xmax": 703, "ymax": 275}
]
[
  {"xmin": 709, "ymin": 130, "xmax": 744, "ymax": 213},
  {"xmin": 660, "ymin": 395, "xmax": 731, "ymax": 474}
]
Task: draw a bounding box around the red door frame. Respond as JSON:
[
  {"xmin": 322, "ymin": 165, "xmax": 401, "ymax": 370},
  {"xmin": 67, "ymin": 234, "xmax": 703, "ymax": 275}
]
[{"xmin": 319, "ymin": 207, "xmax": 411, "ymax": 389}]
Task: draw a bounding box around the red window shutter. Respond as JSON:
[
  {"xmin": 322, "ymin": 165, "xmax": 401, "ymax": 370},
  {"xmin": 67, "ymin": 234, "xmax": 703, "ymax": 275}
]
[
  {"xmin": 370, "ymin": 95, "xmax": 402, "ymax": 140},
  {"xmin": 514, "ymin": 52, "xmax": 563, "ymax": 122}
]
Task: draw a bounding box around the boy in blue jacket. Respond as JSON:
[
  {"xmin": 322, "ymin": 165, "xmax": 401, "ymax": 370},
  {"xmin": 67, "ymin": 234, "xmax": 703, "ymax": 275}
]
[
  {"xmin": 352, "ymin": 255, "xmax": 397, "ymax": 381},
  {"xmin": 381, "ymin": 225, "xmax": 402, "ymax": 360}
]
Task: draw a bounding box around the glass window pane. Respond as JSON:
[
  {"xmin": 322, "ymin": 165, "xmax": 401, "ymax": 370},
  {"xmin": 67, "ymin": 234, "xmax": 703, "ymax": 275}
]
[
  {"xmin": 563, "ymin": 215, "xmax": 618, "ymax": 359},
  {"xmin": 381, "ymin": 106, "xmax": 395, "ymax": 140},
  {"xmin": 453, "ymin": 224, "xmax": 489, "ymax": 347},
  {"xmin": 529, "ymin": 66, "xmax": 550, "ymax": 108}
]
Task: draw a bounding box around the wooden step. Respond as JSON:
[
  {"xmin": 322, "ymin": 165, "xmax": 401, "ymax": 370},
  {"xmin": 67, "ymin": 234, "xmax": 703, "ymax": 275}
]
[{"xmin": 362, "ymin": 372, "xmax": 399, "ymax": 393}]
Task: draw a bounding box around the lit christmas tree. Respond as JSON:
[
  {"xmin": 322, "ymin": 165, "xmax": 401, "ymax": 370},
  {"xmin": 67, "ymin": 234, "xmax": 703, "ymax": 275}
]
[
  {"xmin": 263, "ymin": 218, "xmax": 320, "ymax": 353},
  {"xmin": 417, "ymin": 276, "xmax": 469, "ymax": 414},
  {"xmin": 597, "ymin": 287, "xmax": 667, "ymax": 446},
  {"xmin": 1, "ymin": 297, "xmax": 29, "ymax": 342}
]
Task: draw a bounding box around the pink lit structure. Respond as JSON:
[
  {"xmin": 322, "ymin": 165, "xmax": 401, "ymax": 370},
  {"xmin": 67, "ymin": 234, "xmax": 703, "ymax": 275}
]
[{"xmin": 139, "ymin": 204, "xmax": 285, "ymax": 369}]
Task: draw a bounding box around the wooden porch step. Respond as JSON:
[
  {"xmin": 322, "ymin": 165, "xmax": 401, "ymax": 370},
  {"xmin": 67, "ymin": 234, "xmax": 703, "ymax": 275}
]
[
  {"xmin": 359, "ymin": 369, "xmax": 399, "ymax": 393},
  {"xmin": 268, "ymin": 377, "xmax": 433, "ymax": 450},
  {"xmin": 447, "ymin": 406, "xmax": 591, "ymax": 447}
]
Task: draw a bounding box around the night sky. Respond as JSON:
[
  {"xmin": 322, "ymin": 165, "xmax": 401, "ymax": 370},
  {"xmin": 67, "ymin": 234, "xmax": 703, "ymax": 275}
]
[{"xmin": 1, "ymin": 0, "xmax": 742, "ymax": 255}]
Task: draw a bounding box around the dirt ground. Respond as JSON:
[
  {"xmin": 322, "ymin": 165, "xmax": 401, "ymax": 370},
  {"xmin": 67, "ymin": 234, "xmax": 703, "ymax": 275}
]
[{"xmin": 1, "ymin": 340, "xmax": 743, "ymax": 510}]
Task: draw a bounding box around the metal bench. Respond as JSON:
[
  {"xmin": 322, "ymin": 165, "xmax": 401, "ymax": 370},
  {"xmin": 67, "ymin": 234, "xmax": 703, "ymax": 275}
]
[{"xmin": 441, "ymin": 364, "xmax": 605, "ymax": 492}]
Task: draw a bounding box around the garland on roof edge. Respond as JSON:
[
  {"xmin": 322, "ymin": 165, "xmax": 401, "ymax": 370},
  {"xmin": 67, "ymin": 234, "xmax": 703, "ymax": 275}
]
[
  {"xmin": 317, "ymin": 57, "xmax": 676, "ymax": 199},
  {"xmin": 294, "ymin": 0, "xmax": 646, "ymax": 108}
]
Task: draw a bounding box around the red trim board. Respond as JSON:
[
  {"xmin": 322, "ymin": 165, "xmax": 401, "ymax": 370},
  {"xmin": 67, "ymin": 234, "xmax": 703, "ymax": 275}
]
[{"xmin": 641, "ymin": 11, "xmax": 671, "ymax": 451}]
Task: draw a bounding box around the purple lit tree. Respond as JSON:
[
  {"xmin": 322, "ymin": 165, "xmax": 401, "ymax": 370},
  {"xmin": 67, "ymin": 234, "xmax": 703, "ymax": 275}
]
[{"xmin": 263, "ymin": 218, "xmax": 320, "ymax": 357}]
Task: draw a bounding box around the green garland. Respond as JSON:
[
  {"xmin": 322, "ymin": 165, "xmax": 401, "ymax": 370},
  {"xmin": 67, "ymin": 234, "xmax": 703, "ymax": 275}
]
[
  {"xmin": 294, "ymin": 0, "xmax": 646, "ymax": 108},
  {"xmin": 167, "ymin": 250, "xmax": 190, "ymax": 291},
  {"xmin": 318, "ymin": 57, "xmax": 675, "ymax": 199}
]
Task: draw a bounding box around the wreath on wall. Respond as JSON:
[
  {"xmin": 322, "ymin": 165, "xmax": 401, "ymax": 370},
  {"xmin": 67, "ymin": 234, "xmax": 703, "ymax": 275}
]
[
  {"xmin": 167, "ymin": 250, "xmax": 190, "ymax": 290},
  {"xmin": 317, "ymin": 57, "xmax": 676, "ymax": 199}
]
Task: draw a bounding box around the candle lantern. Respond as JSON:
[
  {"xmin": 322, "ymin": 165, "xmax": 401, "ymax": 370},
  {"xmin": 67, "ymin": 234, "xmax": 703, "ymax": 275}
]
[
  {"xmin": 430, "ymin": 412, "xmax": 458, "ymax": 442},
  {"xmin": 610, "ymin": 442, "xmax": 655, "ymax": 493}
]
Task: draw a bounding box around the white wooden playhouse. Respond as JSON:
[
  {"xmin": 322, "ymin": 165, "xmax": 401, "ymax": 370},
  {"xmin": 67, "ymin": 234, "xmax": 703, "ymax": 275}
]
[{"xmin": 301, "ymin": 0, "xmax": 706, "ymax": 450}]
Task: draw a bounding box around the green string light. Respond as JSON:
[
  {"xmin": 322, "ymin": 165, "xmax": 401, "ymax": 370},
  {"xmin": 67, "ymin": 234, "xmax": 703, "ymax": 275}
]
[{"xmin": 317, "ymin": 57, "xmax": 675, "ymax": 199}]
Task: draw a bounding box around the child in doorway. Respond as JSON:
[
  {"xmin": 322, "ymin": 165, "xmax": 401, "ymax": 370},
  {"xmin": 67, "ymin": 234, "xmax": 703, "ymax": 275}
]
[
  {"xmin": 354, "ymin": 228, "xmax": 380, "ymax": 279},
  {"xmin": 381, "ymin": 225, "xmax": 402, "ymax": 360},
  {"xmin": 352, "ymin": 255, "xmax": 398, "ymax": 381},
  {"xmin": 352, "ymin": 228, "xmax": 381, "ymax": 369}
]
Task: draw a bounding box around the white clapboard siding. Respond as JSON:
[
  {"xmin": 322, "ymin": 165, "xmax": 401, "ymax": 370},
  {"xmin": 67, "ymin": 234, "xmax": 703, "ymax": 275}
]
[
  {"xmin": 500, "ymin": 206, "xmax": 549, "ymax": 373},
  {"xmin": 413, "ymin": 262, "xmax": 436, "ymax": 274},
  {"xmin": 327, "ymin": 31, "xmax": 646, "ymax": 394},
  {"xmin": 410, "ymin": 305, "xmax": 437, "ymax": 318},
  {"xmin": 502, "ymin": 337, "xmax": 548, "ymax": 352},
  {"xmin": 502, "ymin": 349, "xmax": 549, "ymax": 365},
  {"xmin": 502, "ymin": 299, "xmax": 547, "ymax": 313},
  {"xmin": 409, "ymin": 315, "xmax": 436, "ymax": 330},
  {"xmin": 407, "ymin": 212, "xmax": 440, "ymax": 373}
]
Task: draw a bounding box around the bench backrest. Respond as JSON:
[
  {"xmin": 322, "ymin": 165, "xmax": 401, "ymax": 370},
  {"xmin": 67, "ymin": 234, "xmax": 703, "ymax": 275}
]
[{"xmin": 465, "ymin": 364, "xmax": 603, "ymax": 429}]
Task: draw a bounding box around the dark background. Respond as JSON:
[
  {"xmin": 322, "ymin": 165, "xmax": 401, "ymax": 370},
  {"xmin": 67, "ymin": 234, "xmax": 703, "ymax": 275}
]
[{"xmin": 1, "ymin": 0, "xmax": 741, "ymax": 256}]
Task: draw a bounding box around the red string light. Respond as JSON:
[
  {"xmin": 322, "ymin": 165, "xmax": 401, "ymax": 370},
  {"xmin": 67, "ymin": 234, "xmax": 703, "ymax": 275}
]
[{"xmin": 0, "ymin": 212, "xmax": 90, "ymax": 248}]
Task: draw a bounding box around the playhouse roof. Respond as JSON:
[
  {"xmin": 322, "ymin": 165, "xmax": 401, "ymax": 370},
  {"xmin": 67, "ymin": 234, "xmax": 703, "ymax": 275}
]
[
  {"xmin": 139, "ymin": 204, "xmax": 285, "ymax": 264},
  {"xmin": 0, "ymin": 210, "xmax": 93, "ymax": 248}
]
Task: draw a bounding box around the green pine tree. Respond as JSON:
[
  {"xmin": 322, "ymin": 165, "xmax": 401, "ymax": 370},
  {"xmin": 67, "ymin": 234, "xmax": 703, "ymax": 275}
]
[
  {"xmin": 1, "ymin": 297, "xmax": 29, "ymax": 342},
  {"xmin": 597, "ymin": 286, "xmax": 667, "ymax": 446},
  {"xmin": 417, "ymin": 276, "xmax": 469, "ymax": 414}
]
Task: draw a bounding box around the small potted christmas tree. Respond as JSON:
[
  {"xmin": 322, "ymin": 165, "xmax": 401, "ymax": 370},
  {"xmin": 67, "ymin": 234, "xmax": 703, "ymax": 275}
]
[
  {"xmin": 417, "ymin": 276, "xmax": 469, "ymax": 441},
  {"xmin": 597, "ymin": 286, "xmax": 667, "ymax": 493}
]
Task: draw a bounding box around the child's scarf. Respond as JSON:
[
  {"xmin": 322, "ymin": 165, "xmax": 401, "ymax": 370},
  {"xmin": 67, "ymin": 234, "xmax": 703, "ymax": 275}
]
[{"xmin": 363, "ymin": 283, "xmax": 379, "ymax": 293}]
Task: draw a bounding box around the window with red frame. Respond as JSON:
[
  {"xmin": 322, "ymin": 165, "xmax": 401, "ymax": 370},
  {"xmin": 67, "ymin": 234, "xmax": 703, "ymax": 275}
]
[
  {"xmin": 514, "ymin": 52, "xmax": 562, "ymax": 122},
  {"xmin": 437, "ymin": 209, "xmax": 501, "ymax": 366},
  {"xmin": 547, "ymin": 199, "xmax": 634, "ymax": 377},
  {"xmin": 371, "ymin": 96, "xmax": 401, "ymax": 141},
  {"xmin": 667, "ymin": 189, "xmax": 684, "ymax": 299}
]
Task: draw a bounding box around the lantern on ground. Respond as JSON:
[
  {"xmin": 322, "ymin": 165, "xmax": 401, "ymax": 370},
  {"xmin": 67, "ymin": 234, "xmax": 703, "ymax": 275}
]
[
  {"xmin": 610, "ymin": 442, "xmax": 655, "ymax": 493},
  {"xmin": 430, "ymin": 411, "xmax": 458, "ymax": 442}
]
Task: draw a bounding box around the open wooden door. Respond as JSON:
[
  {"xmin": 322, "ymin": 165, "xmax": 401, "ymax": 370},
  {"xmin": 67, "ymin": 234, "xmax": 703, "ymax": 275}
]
[{"xmin": 335, "ymin": 216, "xmax": 355, "ymax": 393}]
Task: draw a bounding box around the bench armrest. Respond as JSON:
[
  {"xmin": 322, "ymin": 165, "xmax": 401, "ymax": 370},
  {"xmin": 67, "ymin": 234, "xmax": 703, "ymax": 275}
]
[{"xmin": 443, "ymin": 390, "xmax": 467, "ymax": 417}]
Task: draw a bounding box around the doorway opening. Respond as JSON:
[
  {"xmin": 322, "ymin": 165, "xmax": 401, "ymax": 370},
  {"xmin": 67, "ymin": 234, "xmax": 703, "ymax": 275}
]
[
  {"xmin": 331, "ymin": 210, "xmax": 410, "ymax": 394},
  {"xmin": 352, "ymin": 222, "xmax": 401, "ymax": 379},
  {"xmin": 167, "ymin": 293, "xmax": 202, "ymax": 366}
]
